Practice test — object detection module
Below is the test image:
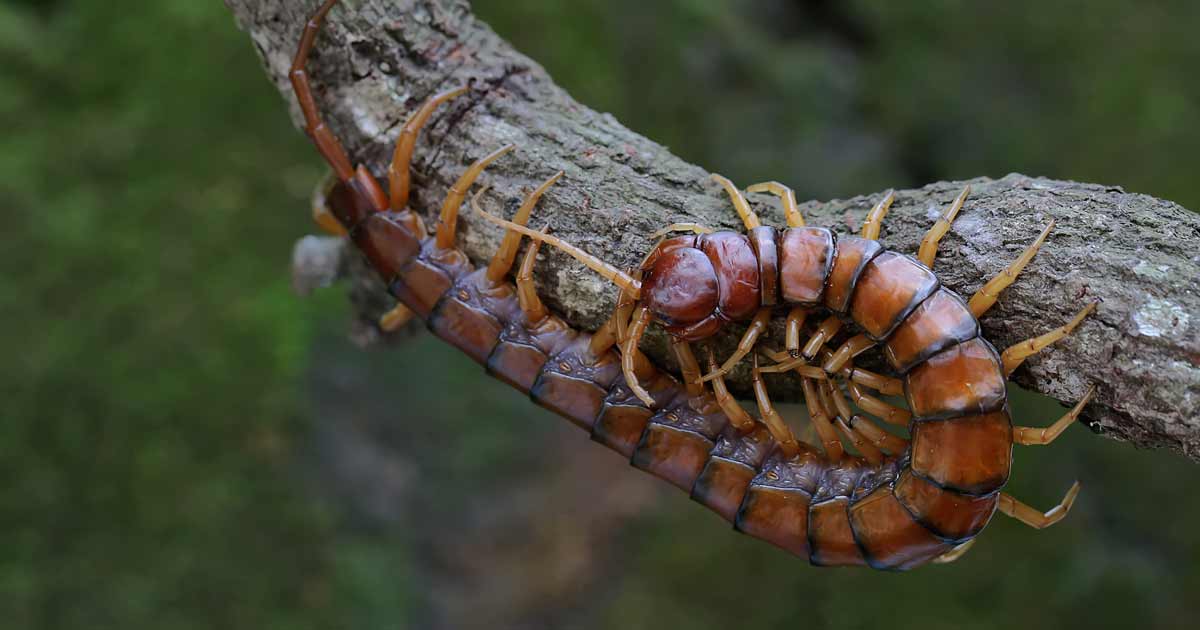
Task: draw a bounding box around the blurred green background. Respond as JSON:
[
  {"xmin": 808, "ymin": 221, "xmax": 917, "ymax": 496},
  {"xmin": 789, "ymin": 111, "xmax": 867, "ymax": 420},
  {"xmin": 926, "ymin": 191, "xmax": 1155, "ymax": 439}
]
[{"xmin": 4, "ymin": 0, "xmax": 1199, "ymax": 628}]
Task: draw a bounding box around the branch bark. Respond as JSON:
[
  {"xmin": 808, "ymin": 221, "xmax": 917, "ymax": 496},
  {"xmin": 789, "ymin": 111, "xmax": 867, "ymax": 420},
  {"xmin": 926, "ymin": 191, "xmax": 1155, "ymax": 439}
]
[{"xmin": 228, "ymin": 0, "xmax": 1200, "ymax": 460}]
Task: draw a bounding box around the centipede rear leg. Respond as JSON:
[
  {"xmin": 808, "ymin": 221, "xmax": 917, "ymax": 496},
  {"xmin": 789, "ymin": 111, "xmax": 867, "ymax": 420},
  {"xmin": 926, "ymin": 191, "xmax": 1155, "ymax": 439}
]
[{"xmin": 999, "ymin": 481, "xmax": 1082, "ymax": 529}]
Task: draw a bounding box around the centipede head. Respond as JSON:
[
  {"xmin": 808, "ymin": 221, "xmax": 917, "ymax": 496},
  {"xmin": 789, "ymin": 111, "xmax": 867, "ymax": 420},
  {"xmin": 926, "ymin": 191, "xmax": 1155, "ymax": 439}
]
[{"xmin": 639, "ymin": 236, "xmax": 719, "ymax": 331}]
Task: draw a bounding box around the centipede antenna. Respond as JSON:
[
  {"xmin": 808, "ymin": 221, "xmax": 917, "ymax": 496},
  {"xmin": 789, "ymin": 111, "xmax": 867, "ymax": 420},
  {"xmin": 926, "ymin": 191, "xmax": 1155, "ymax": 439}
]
[
  {"xmin": 474, "ymin": 196, "xmax": 643, "ymax": 298},
  {"xmin": 712, "ymin": 173, "xmax": 762, "ymax": 229},
  {"xmin": 747, "ymin": 181, "xmax": 804, "ymax": 227},
  {"xmin": 649, "ymin": 223, "xmax": 715, "ymax": 239},
  {"xmin": 436, "ymin": 144, "xmax": 516, "ymax": 249},
  {"xmin": 860, "ymin": 189, "xmax": 895, "ymax": 240}
]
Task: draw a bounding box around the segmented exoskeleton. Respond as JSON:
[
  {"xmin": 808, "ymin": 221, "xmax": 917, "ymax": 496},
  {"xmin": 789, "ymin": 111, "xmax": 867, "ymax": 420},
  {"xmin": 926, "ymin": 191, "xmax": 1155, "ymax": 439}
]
[{"xmin": 291, "ymin": 0, "xmax": 1098, "ymax": 570}]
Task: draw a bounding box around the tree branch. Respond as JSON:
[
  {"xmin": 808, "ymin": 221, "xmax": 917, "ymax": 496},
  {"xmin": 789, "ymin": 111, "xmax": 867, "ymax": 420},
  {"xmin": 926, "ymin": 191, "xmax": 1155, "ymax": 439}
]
[{"xmin": 228, "ymin": 0, "xmax": 1200, "ymax": 460}]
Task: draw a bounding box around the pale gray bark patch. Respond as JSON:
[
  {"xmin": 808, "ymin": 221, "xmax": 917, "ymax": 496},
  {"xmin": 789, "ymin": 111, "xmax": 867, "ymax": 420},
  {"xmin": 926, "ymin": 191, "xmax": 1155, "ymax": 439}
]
[{"xmin": 232, "ymin": 0, "xmax": 1200, "ymax": 460}]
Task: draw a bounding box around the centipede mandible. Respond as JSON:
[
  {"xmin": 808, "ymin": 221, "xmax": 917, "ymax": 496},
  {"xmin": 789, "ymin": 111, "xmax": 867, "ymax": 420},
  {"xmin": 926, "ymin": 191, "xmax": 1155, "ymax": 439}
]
[{"xmin": 290, "ymin": 0, "xmax": 1099, "ymax": 570}]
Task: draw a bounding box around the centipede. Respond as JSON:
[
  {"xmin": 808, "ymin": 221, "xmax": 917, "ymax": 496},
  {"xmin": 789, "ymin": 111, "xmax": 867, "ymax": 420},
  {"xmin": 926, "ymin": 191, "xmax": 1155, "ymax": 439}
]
[{"xmin": 290, "ymin": 0, "xmax": 1099, "ymax": 570}]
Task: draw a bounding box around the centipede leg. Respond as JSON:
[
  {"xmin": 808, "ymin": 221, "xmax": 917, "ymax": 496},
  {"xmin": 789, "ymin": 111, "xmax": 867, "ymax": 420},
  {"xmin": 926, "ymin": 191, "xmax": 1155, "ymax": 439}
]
[
  {"xmin": 843, "ymin": 366, "xmax": 903, "ymax": 396},
  {"xmin": 917, "ymin": 185, "xmax": 970, "ymax": 268},
  {"xmin": 290, "ymin": 0, "xmax": 355, "ymax": 182},
  {"xmin": 485, "ymin": 172, "xmax": 564, "ymax": 283},
  {"xmin": 387, "ymin": 85, "xmax": 472, "ymax": 211},
  {"xmin": 515, "ymin": 226, "xmax": 550, "ymax": 324},
  {"xmin": 622, "ymin": 306, "xmax": 656, "ymax": 407},
  {"xmin": 847, "ymin": 414, "xmax": 909, "ymax": 454},
  {"xmin": 671, "ymin": 338, "xmax": 705, "ymax": 398},
  {"xmin": 750, "ymin": 357, "xmax": 801, "ymax": 457},
  {"xmin": 311, "ymin": 172, "xmax": 347, "ymax": 235},
  {"xmin": 967, "ymin": 221, "xmax": 1055, "ymax": 317},
  {"xmin": 746, "ymin": 181, "xmax": 804, "ymax": 227},
  {"xmin": 845, "ymin": 379, "xmax": 911, "ymax": 427},
  {"xmin": 712, "ymin": 174, "xmax": 762, "ymax": 229},
  {"xmin": 1000, "ymin": 303, "xmax": 1097, "ymax": 376},
  {"xmin": 649, "ymin": 223, "xmax": 715, "ymax": 239},
  {"xmin": 860, "ymin": 189, "xmax": 896, "ymax": 240},
  {"xmin": 1014, "ymin": 386, "xmax": 1096, "ymax": 446},
  {"xmin": 435, "ymin": 144, "xmax": 516, "ymax": 249},
  {"xmin": 784, "ymin": 306, "xmax": 808, "ymax": 358},
  {"xmin": 800, "ymin": 377, "xmax": 845, "ymax": 461},
  {"xmin": 590, "ymin": 273, "xmax": 641, "ymax": 356},
  {"xmin": 998, "ymin": 481, "xmax": 1081, "ymax": 529},
  {"xmin": 801, "ymin": 315, "xmax": 843, "ymax": 360},
  {"xmin": 822, "ymin": 333, "xmax": 875, "ymax": 374},
  {"xmin": 932, "ymin": 538, "xmax": 978, "ymax": 564},
  {"xmin": 379, "ymin": 303, "xmax": 415, "ymax": 332},
  {"xmin": 706, "ymin": 349, "xmax": 756, "ymax": 433},
  {"xmin": 700, "ymin": 308, "xmax": 771, "ymax": 382}
]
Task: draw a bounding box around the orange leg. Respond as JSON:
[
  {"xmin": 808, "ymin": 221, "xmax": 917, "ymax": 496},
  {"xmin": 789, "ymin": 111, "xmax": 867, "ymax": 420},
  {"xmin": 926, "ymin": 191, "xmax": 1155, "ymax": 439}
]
[
  {"xmin": 860, "ymin": 190, "xmax": 896, "ymax": 240},
  {"xmin": 823, "ymin": 333, "xmax": 875, "ymax": 373},
  {"xmin": 590, "ymin": 271, "xmax": 641, "ymax": 356},
  {"xmin": 845, "ymin": 379, "xmax": 911, "ymax": 427},
  {"xmin": 784, "ymin": 306, "xmax": 808, "ymax": 358},
  {"xmin": 388, "ymin": 86, "xmax": 471, "ymax": 211},
  {"xmin": 834, "ymin": 416, "xmax": 884, "ymax": 465},
  {"xmin": 932, "ymin": 538, "xmax": 978, "ymax": 564},
  {"xmin": 998, "ymin": 482, "xmax": 1081, "ymax": 529},
  {"xmin": 848, "ymin": 414, "xmax": 908, "ymax": 454},
  {"xmin": 434, "ymin": 144, "xmax": 516, "ymax": 249},
  {"xmin": 515, "ymin": 225, "xmax": 551, "ymax": 324},
  {"xmin": 712, "ymin": 174, "xmax": 762, "ymax": 229},
  {"xmin": 622, "ymin": 307, "xmax": 656, "ymax": 407},
  {"xmin": 802, "ymin": 315, "xmax": 843, "ymax": 360},
  {"xmin": 750, "ymin": 357, "xmax": 801, "ymax": 457},
  {"xmin": 700, "ymin": 308, "xmax": 771, "ymax": 382},
  {"xmin": 379, "ymin": 303, "xmax": 415, "ymax": 332},
  {"xmin": 706, "ymin": 349, "xmax": 756, "ymax": 433},
  {"xmin": 310, "ymin": 172, "xmax": 348, "ymax": 235},
  {"xmin": 672, "ymin": 338, "xmax": 705, "ymax": 398},
  {"xmin": 485, "ymin": 171, "xmax": 564, "ymax": 283},
  {"xmin": 917, "ymin": 185, "xmax": 970, "ymax": 268},
  {"xmin": 746, "ymin": 181, "xmax": 804, "ymax": 228},
  {"xmin": 800, "ymin": 377, "xmax": 845, "ymax": 461}
]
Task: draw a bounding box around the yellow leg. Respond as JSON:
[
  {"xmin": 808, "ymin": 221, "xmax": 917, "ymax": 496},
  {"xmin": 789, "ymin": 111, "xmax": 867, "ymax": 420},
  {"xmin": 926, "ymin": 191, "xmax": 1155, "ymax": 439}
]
[
  {"xmin": 802, "ymin": 315, "xmax": 843, "ymax": 360},
  {"xmin": 746, "ymin": 181, "xmax": 804, "ymax": 227},
  {"xmin": 998, "ymin": 482, "xmax": 1081, "ymax": 529},
  {"xmin": 845, "ymin": 379, "xmax": 911, "ymax": 426},
  {"xmin": 932, "ymin": 538, "xmax": 978, "ymax": 564},
  {"xmin": 589, "ymin": 271, "xmax": 641, "ymax": 356},
  {"xmin": 706, "ymin": 349, "xmax": 756, "ymax": 433},
  {"xmin": 622, "ymin": 307, "xmax": 656, "ymax": 407},
  {"xmin": 712, "ymin": 173, "xmax": 762, "ymax": 229},
  {"xmin": 967, "ymin": 221, "xmax": 1054, "ymax": 318},
  {"xmin": 750, "ymin": 356, "xmax": 801, "ymax": 457},
  {"xmin": 860, "ymin": 190, "xmax": 896, "ymax": 240},
  {"xmin": 835, "ymin": 416, "xmax": 884, "ymax": 465},
  {"xmin": 784, "ymin": 306, "xmax": 808, "ymax": 358},
  {"xmin": 699, "ymin": 308, "xmax": 771, "ymax": 382},
  {"xmin": 842, "ymin": 366, "xmax": 903, "ymax": 396},
  {"xmin": 435, "ymin": 144, "xmax": 516, "ymax": 249},
  {"xmin": 822, "ymin": 333, "xmax": 875, "ymax": 373},
  {"xmin": 1001, "ymin": 303, "xmax": 1096, "ymax": 376},
  {"xmin": 379, "ymin": 303, "xmax": 415, "ymax": 332},
  {"xmin": 1014, "ymin": 386, "xmax": 1096, "ymax": 446},
  {"xmin": 485, "ymin": 171, "xmax": 563, "ymax": 283},
  {"xmin": 800, "ymin": 377, "xmax": 845, "ymax": 462},
  {"xmin": 848, "ymin": 413, "xmax": 909, "ymax": 454},
  {"xmin": 672, "ymin": 338, "xmax": 705, "ymax": 398},
  {"xmin": 311, "ymin": 172, "xmax": 348, "ymax": 236},
  {"xmin": 917, "ymin": 185, "xmax": 969, "ymax": 268}
]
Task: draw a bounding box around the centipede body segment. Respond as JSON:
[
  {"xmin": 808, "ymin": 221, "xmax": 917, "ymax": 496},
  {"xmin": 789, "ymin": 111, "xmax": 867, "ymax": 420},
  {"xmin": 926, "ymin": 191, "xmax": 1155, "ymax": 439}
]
[{"xmin": 292, "ymin": 0, "xmax": 1098, "ymax": 571}]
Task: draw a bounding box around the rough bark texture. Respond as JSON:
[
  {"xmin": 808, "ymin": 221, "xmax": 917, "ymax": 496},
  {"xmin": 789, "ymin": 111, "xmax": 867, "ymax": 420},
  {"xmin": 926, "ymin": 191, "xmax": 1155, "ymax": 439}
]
[{"xmin": 228, "ymin": 0, "xmax": 1199, "ymax": 460}]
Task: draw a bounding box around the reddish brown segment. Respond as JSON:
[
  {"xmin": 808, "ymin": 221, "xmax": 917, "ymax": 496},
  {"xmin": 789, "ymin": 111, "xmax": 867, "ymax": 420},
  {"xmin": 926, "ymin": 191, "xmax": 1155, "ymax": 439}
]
[
  {"xmin": 894, "ymin": 471, "xmax": 998, "ymax": 542},
  {"xmin": 778, "ymin": 227, "xmax": 835, "ymax": 305},
  {"xmin": 734, "ymin": 451, "xmax": 824, "ymax": 557},
  {"xmin": 351, "ymin": 212, "xmax": 423, "ymax": 279},
  {"xmin": 699, "ymin": 232, "xmax": 761, "ymax": 320},
  {"xmin": 691, "ymin": 425, "xmax": 775, "ymax": 522},
  {"xmin": 748, "ymin": 226, "xmax": 780, "ymax": 306},
  {"xmin": 592, "ymin": 375, "xmax": 676, "ymax": 457},
  {"xmin": 632, "ymin": 398, "xmax": 728, "ymax": 491},
  {"xmin": 849, "ymin": 251, "xmax": 939, "ymax": 340},
  {"xmin": 884, "ymin": 288, "xmax": 979, "ymax": 373},
  {"xmin": 529, "ymin": 337, "xmax": 622, "ymax": 430},
  {"xmin": 911, "ymin": 411, "xmax": 1013, "ymax": 494},
  {"xmin": 849, "ymin": 487, "xmax": 953, "ymax": 570},
  {"xmin": 641, "ymin": 245, "xmax": 719, "ymax": 327},
  {"xmin": 905, "ymin": 337, "xmax": 1007, "ymax": 420},
  {"xmin": 808, "ymin": 498, "xmax": 867, "ymax": 566},
  {"xmin": 823, "ymin": 236, "xmax": 882, "ymax": 313}
]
